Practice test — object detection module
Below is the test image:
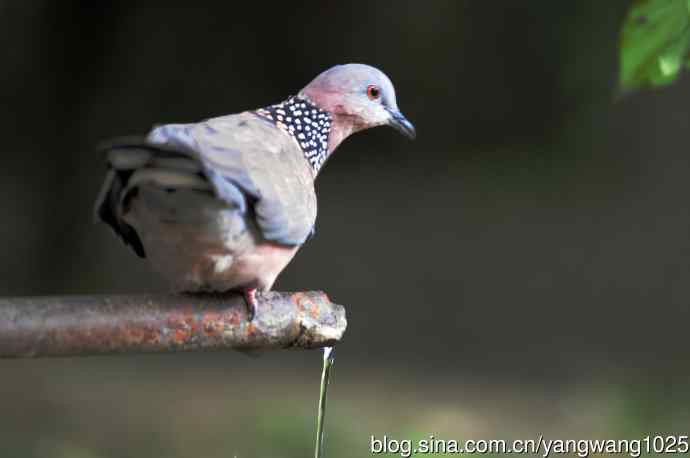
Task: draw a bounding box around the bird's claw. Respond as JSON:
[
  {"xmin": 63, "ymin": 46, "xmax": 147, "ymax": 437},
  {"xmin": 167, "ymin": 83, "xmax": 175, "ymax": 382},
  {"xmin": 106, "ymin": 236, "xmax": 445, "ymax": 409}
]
[{"xmin": 243, "ymin": 288, "xmax": 258, "ymax": 321}]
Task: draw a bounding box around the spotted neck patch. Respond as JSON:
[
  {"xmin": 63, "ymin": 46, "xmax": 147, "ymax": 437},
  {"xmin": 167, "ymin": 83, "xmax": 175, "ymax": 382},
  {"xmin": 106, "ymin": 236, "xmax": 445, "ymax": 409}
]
[{"xmin": 255, "ymin": 96, "xmax": 332, "ymax": 172}]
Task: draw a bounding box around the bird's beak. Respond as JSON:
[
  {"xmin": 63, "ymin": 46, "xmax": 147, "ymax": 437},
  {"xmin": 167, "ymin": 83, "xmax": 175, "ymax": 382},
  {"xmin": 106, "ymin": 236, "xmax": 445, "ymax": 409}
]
[{"xmin": 386, "ymin": 109, "xmax": 416, "ymax": 140}]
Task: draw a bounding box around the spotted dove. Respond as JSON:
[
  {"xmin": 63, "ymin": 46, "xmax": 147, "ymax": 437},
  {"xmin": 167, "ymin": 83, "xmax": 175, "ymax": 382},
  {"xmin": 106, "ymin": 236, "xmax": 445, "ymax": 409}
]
[{"xmin": 95, "ymin": 63, "xmax": 415, "ymax": 316}]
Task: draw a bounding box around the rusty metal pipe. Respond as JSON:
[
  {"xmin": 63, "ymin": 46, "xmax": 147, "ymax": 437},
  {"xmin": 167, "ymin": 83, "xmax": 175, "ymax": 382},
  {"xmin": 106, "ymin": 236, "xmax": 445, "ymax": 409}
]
[{"xmin": 0, "ymin": 291, "xmax": 346, "ymax": 358}]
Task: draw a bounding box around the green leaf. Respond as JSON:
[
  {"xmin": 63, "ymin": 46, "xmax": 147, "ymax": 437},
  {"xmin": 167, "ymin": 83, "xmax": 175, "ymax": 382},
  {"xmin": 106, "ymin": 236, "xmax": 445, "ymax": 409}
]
[
  {"xmin": 659, "ymin": 31, "xmax": 690, "ymax": 75},
  {"xmin": 620, "ymin": 0, "xmax": 690, "ymax": 90}
]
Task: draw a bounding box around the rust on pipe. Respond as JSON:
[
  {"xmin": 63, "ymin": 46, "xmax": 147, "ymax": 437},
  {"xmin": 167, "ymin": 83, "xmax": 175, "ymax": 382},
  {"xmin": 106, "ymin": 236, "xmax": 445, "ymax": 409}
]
[{"xmin": 0, "ymin": 291, "xmax": 346, "ymax": 358}]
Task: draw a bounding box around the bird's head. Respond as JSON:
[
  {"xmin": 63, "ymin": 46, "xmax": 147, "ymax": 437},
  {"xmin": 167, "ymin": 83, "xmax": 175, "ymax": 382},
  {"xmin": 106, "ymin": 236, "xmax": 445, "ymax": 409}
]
[{"xmin": 299, "ymin": 63, "xmax": 415, "ymax": 151}]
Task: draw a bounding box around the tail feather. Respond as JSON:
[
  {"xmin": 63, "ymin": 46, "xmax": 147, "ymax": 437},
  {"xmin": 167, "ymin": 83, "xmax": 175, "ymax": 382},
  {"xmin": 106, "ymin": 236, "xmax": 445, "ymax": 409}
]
[{"xmin": 94, "ymin": 137, "xmax": 209, "ymax": 258}]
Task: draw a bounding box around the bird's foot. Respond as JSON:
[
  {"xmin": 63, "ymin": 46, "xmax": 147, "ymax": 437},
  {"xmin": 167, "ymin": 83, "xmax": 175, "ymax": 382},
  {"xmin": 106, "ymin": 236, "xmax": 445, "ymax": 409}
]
[{"xmin": 243, "ymin": 288, "xmax": 258, "ymax": 321}]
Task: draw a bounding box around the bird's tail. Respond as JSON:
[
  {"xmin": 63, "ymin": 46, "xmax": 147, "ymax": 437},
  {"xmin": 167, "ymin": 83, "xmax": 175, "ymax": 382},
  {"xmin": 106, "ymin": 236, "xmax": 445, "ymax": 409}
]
[{"xmin": 94, "ymin": 137, "xmax": 209, "ymax": 258}]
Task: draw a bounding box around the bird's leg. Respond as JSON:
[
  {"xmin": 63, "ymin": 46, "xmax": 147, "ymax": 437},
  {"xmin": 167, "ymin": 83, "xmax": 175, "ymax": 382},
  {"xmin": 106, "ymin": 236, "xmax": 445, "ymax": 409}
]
[{"xmin": 243, "ymin": 287, "xmax": 258, "ymax": 321}]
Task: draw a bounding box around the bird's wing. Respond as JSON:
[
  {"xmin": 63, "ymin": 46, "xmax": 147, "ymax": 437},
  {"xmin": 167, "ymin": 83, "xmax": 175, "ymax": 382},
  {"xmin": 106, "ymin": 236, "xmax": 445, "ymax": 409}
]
[{"xmin": 95, "ymin": 112, "xmax": 317, "ymax": 257}]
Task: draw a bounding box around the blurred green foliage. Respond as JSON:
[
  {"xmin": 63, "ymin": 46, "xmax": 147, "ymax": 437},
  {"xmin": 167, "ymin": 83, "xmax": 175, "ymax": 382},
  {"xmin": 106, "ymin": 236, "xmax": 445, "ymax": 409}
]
[
  {"xmin": 1, "ymin": 371, "xmax": 689, "ymax": 458},
  {"xmin": 620, "ymin": 0, "xmax": 690, "ymax": 89}
]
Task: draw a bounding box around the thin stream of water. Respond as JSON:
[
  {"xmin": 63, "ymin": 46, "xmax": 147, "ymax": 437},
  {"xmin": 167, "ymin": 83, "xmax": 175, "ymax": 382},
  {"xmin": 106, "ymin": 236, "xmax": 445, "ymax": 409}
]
[{"xmin": 314, "ymin": 346, "xmax": 335, "ymax": 458}]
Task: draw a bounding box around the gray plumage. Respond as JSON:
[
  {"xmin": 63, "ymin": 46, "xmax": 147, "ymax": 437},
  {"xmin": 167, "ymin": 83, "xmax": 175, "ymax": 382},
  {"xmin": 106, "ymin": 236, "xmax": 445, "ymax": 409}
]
[{"xmin": 96, "ymin": 112, "xmax": 315, "ymax": 292}]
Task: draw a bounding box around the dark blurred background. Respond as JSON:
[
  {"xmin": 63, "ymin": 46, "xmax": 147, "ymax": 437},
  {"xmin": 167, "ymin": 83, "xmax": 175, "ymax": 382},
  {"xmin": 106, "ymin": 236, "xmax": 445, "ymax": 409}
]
[{"xmin": 1, "ymin": 1, "xmax": 689, "ymax": 457}]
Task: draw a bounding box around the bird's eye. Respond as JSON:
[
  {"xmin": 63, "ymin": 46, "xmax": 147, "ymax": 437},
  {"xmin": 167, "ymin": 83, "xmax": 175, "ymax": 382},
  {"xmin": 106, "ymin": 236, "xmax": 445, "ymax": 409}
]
[{"xmin": 367, "ymin": 85, "xmax": 381, "ymax": 101}]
